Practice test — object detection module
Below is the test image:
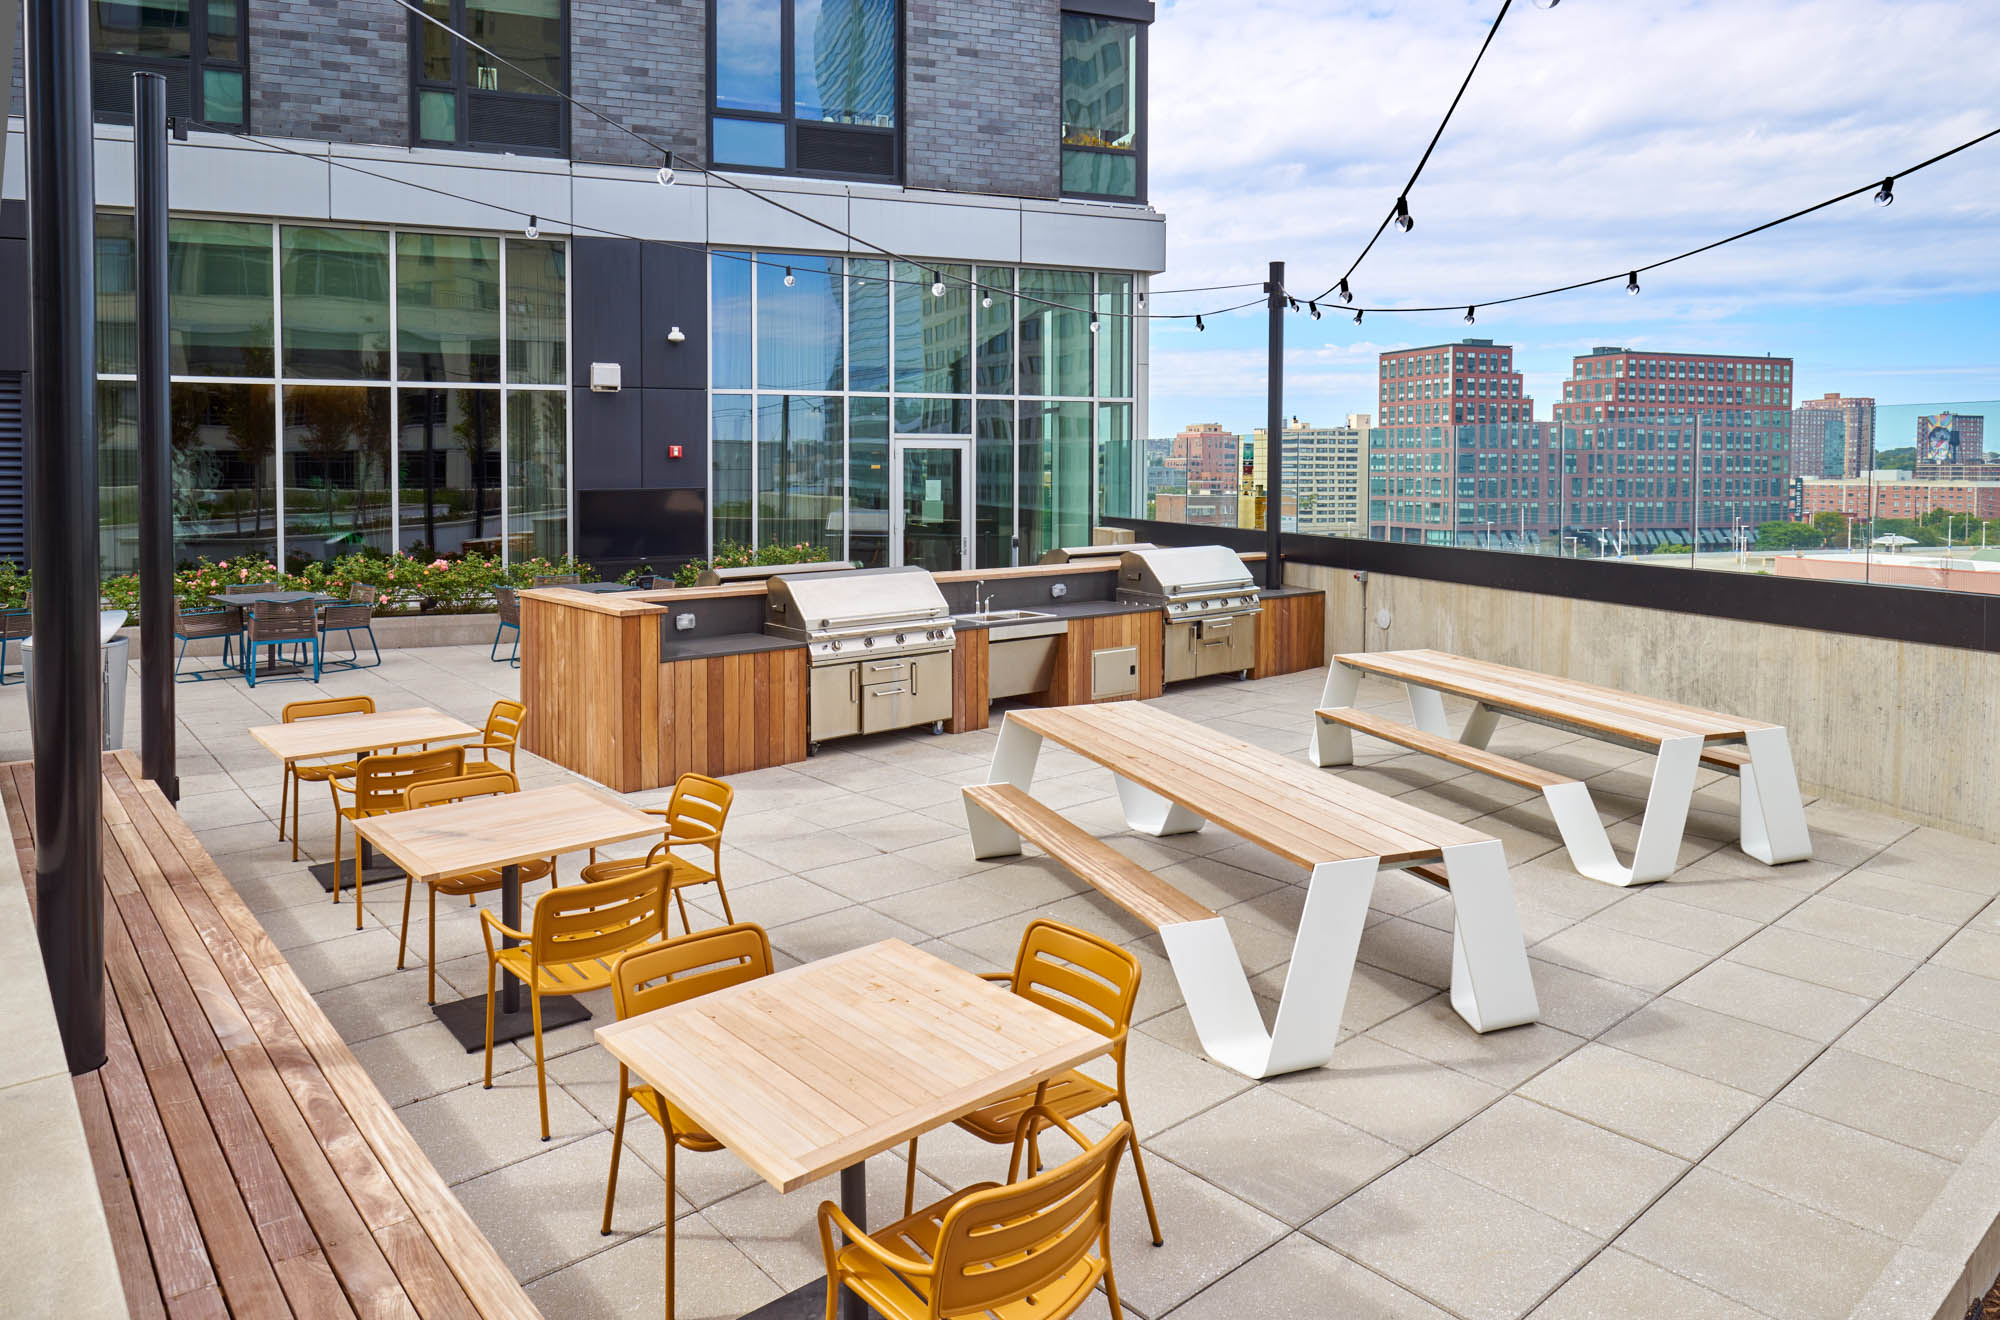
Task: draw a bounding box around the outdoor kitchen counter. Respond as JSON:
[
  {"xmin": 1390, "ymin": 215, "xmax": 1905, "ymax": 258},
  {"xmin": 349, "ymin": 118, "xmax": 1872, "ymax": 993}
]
[{"xmin": 657, "ymin": 633, "xmax": 805, "ymax": 661}]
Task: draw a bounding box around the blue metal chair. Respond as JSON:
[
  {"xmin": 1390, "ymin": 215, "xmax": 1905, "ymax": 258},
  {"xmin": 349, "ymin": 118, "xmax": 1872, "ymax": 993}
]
[
  {"xmin": 244, "ymin": 599, "xmax": 321, "ymax": 687},
  {"xmin": 0, "ymin": 608, "xmax": 31, "ymax": 685},
  {"xmin": 491, "ymin": 586, "xmax": 521, "ymax": 666},
  {"xmin": 319, "ymin": 584, "xmax": 381, "ymax": 670},
  {"xmin": 173, "ymin": 601, "xmax": 243, "ymax": 682}
]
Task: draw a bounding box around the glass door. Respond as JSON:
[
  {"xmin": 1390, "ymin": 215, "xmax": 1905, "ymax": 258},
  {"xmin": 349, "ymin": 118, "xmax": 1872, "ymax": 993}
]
[{"xmin": 892, "ymin": 439, "xmax": 970, "ymax": 571}]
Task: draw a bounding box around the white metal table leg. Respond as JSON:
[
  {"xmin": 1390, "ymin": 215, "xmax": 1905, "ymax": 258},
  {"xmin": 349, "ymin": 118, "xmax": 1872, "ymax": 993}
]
[
  {"xmin": 1738, "ymin": 725, "xmax": 1812, "ymax": 864},
  {"xmin": 1458, "ymin": 702, "xmax": 1499, "ymax": 750},
  {"xmin": 1115, "ymin": 775, "xmax": 1207, "ymax": 837},
  {"xmin": 1158, "ymin": 856, "xmax": 1379, "ymax": 1079},
  {"xmin": 964, "ymin": 719, "xmax": 1044, "ymax": 860},
  {"xmin": 1406, "ymin": 683, "xmax": 1450, "ymax": 737},
  {"xmin": 1540, "ymin": 734, "xmax": 1705, "ymax": 887},
  {"xmin": 1437, "ymin": 840, "xmax": 1539, "ymax": 1032},
  {"xmin": 1310, "ymin": 661, "xmax": 1362, "ymax": 767}
]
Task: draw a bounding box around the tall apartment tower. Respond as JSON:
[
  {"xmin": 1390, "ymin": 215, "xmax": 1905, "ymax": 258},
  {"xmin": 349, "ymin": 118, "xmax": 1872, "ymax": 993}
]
[
  {"xmin": 1169, "ymin": 423, "xmax": 1242, "ymax": 495},
  {"xmin": 1369, "ymin": 340, "xmax": 1545, "ymax": 546},
  {"xmin": 1552, "ymin": 348, "xmax": 1793, "ymax": 548},
  {"xmin": 1796, "ymin": 393, "xmax": 1877, "ymax": 476},
  {"xmin": 1789, "ymin": 406, "xmax": 1845, "ymax": 479},
  {"xmin": 1241, "ymin": 415, "xmax": 1367, "ymax": 535}
]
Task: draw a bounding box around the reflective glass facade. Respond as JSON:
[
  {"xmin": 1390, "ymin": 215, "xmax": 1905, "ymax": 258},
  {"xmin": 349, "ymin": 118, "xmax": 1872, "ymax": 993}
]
[
  {"xmin": 92, "ymin": 217, "xmax": 568, "ymax": 575},
  {"xmin": 710, "ymin": 252, "xmax": 1139, "ymax": 567}
]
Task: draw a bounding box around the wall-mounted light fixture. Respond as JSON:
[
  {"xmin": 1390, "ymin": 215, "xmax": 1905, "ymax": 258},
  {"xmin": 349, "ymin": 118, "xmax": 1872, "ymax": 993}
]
[{"xmin": 667, "ymin": 326, "xmax": 686, "ymax": 344}]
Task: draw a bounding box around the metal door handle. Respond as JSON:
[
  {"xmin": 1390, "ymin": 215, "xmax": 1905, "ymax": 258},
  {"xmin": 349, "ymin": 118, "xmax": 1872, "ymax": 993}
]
[
  {"xmin": 867, "ymin": 662, "xmax": 903, "ymax": 672},
  {"xmin": 870, "ymin": 685, "xmax": 908, "ymax": 696},
  {"xmin": 849, "ymin": 668, "xmax": 858, "ymax": 701}
]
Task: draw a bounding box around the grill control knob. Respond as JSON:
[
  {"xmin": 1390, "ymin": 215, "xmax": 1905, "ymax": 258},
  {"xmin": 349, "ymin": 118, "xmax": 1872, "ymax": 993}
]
[
  {"xmin": 864, "ymin": 636, "xmax": 875, "ymax": 648},
  {"xmin": 830, "ymin": 639, "xmax": 841, "ymax": 651},
  {"xmin": 896, "ymin": 633, "xmax": 906, "ymax": 644}
]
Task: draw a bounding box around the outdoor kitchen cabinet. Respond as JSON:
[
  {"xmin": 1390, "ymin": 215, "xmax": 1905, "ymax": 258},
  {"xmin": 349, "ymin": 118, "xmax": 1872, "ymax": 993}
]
[{"xmin": 811, "ymin": 651, "xmax": 953, "ymax": 747}]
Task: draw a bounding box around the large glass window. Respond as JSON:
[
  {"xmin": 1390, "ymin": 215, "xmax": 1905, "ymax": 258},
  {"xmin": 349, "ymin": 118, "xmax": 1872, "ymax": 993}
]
[
  {"xmin": 412, "ymin": 0, "xmax": 568, "ymax": 155},
  {"xmin": 711, "ymin": 253, "xmax": 1137, "ymax": 568},
  {"xmin": 90, "ymin": 0, "xmax": 248, "ymax": 129},
  {"xmin": 91, "ymin": 218, "xmax": 569, "ymax": 576},
  {"xmin": 710, "ymin": 0, "xmax": 900, "ymax": 181},
  {"xmin": 1061, "ymin": 12, "xmax": 1144, "ymax": 201}
]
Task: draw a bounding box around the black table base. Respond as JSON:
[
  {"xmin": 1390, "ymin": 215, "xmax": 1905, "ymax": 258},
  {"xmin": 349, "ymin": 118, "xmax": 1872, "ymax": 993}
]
[
  {"xmin": 739, "ymin": 1164, "xmax": 877, "ymax": 1320},
  {"xmin": 434, "ymin": 990, "xmax": 589, "ymax": 1053},
  {"xmin": 307, "ymin": 857, "xmax": 403, "ymax": 894}
]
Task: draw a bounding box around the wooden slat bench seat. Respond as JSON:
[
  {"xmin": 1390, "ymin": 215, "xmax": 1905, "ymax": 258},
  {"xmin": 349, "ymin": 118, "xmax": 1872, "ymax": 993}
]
[
  {"xmin": 961, "ymin": 783, "xmax": 1216, "ymax": 929},
  {"xmin": 965, "ymin": 703, "xmax": 1539, "ymax": 1079},
  {"xmin": 1, "ymin": 752, "xmax": 541, "ymax": 1320},
  {"xmin": 1312, "ymin": 648, "xmax": 1812, "ymax": 888}
]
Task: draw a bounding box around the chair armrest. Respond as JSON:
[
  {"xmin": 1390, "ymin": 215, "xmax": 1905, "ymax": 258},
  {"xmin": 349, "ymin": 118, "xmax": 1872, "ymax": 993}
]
[
  {"xmin": 815, "ymin": 1201, "xmax": 935, "ymax": 1280},
  {"xmin": 664, "ymin": 826, "xmax": 721, "ymax": 848},
  {"xmin": 478, "ymin": 909, "xmax": 532, "ymax": 954},
  {"xmin": 977, "ymin": 971, "xmax": 1013, "ymax": 984}
]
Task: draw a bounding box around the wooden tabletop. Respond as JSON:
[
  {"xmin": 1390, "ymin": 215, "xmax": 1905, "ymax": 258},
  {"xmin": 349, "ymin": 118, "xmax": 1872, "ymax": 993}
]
[
  {"xmin": 1336, "ymin": 649, "xmax": 1773, "ymax": 744},
  {"xmin": 594, "ymin": 940, "xmax": 1112, "ymax": 1194},
  {"xmin": 1006, "ymin": 701, "xmax": 1489, "ymax": 866},
  {"xmin": 352, "ymin": 783, "xmax": 663, "ymax": 883},
  {"xmin": 247, "ymin": 707, "xmax": 481, "ymax": 763}
]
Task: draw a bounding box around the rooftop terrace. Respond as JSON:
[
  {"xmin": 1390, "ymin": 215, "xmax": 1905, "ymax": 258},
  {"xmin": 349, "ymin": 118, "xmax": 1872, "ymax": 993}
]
[{"xmin": 6, "ymin": 641, "xmax": 1998, "ymax": 1319}]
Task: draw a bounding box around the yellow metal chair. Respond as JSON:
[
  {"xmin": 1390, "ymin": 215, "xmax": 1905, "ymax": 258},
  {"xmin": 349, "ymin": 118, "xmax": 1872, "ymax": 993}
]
[
  {"xmin": 599, "ymin": 923, "xmax": 774, "ymax": 1319},
  {"xmin": 902, "ymin": 918, "xmax": 1163, "ymax": 1247},
  {"xmin": 277, "ymin": 694, "xmax": 374, "ymax": 860},
  {"xmin": 396, "ymin": 771, "xmax": 557, "ymax": 1004},
  {"xmin": 481, "ymin": 860, "xmax": 675, "ymax": 1139},
  {"xmin": 468, "ymin": 698, "xmax": 527, "ymax": 775},
  {"xmin": 822, "ymin": 1106, "xmax": 1130, "ymax": 1320},
  {"xmin": 578, "ymin": 772, "xmax": 734, "ymax": 933},
  {"xmin": 330, "ymin": 746, "xmax": 466, "ymax": 927}
]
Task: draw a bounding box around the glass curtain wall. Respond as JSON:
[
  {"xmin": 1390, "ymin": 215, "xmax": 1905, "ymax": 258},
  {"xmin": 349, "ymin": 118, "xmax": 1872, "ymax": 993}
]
[
  {"xmin": 711, "ymin": 251, "xmax": 1138, "ymax": 566},
  {"xmin": 92, "ymin": 215, "xmax": 568, "ymax": 576}
]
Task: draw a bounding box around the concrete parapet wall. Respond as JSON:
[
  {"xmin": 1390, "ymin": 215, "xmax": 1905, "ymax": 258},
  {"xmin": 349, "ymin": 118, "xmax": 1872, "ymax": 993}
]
[{"xmin": 1287, "ymin": 561, "xmax": 2000, "ymax": 843}]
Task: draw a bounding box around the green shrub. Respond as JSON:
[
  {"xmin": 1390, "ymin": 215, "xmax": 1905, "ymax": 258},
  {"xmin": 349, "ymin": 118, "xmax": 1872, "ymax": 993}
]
[{"xmin": 672, "ymin": 540, "xmax": 836, "ymax": 588}]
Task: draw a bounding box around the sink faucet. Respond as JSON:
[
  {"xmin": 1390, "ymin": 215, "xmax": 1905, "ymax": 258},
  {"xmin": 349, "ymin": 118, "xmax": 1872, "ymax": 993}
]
[{"xmin": 974, "ymin": 580, "xmax": 989, "ymax": 614}]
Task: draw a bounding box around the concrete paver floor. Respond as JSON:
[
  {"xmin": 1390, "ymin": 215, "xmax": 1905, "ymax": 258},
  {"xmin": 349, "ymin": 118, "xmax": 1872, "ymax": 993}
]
[{"xmin": 10, "ymin": 643, "xmax": 2000, "ymax": 1320}]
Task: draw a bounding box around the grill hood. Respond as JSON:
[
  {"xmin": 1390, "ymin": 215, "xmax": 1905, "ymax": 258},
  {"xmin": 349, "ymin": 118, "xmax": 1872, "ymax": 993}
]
[{"xmin": 766, "ymin": 566, "xmax": 955, "ymax": 664}]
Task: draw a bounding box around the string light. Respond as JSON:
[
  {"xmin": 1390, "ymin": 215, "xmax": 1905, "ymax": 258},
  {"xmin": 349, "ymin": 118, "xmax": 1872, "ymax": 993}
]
[
  {"xmin": 1464, "ymin": 305, "xmax": 1475, "ymax": 324},
  {"xmin": 1309, "ymin": 300, "xmax": 1321, "ymax": 320},
  {"xmin": 1195, "ymin": 314, "xmax": 1205, "ymax": 332},
  {"xmin": 524, "ymin": 215, "xmax": 539, "ymax": 239},
  {"xmin": 1338, "ymin": 278, "xmax": 1353, "ymax": 305},
  {"xmin": 1089, "ymin": 316, "xmax": 1100, "ymax": 334},
  {"xmin": 1353, "ymin": 309, "xmax": 1364, "ymax": 325},
  {"xmin": 1393, "ymin": 197, "xmax": 1414, "ymax": 233},
  {"xmin": 1874, "ymin": 176, "xmax": 1895, "ymax": 206},
  {"xmin": 1286, "ymin": 295, "xmax": 1300, "ymax": 312},
  {"xmin": 981, "ymin": 293, "xmax": 992, "ymax": 309},
  {"xmin": 1626, "ymin": 270, "xmax": 1640, "ymax": 295},
  {"xmin": 929, "ymin": 270, "xmax": 945, "ymax": 297},
  {"xmin": 656, "ymin": 157, "xmax": 674, "ymax": 186},
  {"xmin": 783, "ymin": 266, "xmax": 796, "ymax": 287}
]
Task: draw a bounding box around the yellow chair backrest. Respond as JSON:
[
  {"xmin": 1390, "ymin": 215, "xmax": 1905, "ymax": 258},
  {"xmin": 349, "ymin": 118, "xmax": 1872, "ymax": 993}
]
[
  {"xmin": 529, "ymin": 862, "xmax": 673, "ymax": 966},
  {"xmin": 665, "ymin": 772, "xmax": 733, "ymax": 840},
  {"xmin": 484, "ymin": 698, "xmax": 527, "ymax": 747},
  {"xmin": 404, "ymin": 769, "xmax": 520, "ymax": 812},
  {"xmin": 929, "ymin": 1109, "xmax": 1129, "ymax": 1319},
  {"xmin": 282, "ymin": 694, "xmax": 375, "ymax": 722},
  {"xmin": 610, "ymin": 922, "xmax": 772, "ymax": 1021},
  {"xmin": 351, "ymin": 746, "xmax": 466, "ymax": 814},
  {"xmin": 1007, "ymin": 919, "xmax": 1141, "ymax": 1042}
]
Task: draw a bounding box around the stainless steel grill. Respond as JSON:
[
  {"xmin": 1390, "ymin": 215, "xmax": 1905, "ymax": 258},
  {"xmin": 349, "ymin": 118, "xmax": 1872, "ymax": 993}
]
[
  {"xmin": 1116, "ymin": 545, "xmax": 1262, "ymax": 683},
  {"xmin": 766, "ymin": 567, "xmax": 956, "ymax": 748}
]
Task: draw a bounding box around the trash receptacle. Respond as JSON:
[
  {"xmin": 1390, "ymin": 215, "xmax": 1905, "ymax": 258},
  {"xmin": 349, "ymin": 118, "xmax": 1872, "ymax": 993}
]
[{"xmin": 22, "ymin": 610, "xmax": 133, "ymax": 751}]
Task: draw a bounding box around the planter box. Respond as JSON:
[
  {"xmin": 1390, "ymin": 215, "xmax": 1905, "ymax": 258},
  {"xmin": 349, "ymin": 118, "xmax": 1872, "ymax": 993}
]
[{"xmin": 127, "ymin": 612, "xmax": 503, "ymax": 659}]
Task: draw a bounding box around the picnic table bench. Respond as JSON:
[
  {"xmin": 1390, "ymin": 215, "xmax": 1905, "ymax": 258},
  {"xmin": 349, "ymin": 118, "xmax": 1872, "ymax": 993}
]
[
  {"xmin": 1310, "ymin": 648, "xmax": 1812, "ymax": 887},
  {"xmin": 964, "ymin": 702, "xmax": 1539, "ymax": 1079}
]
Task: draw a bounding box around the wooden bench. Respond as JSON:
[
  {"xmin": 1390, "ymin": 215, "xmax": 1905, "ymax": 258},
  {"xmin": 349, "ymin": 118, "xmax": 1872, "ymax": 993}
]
[
  {"xmin": 2, "ymin": 753, "xmax": 541, "ymax": 1320},
  {"xmin": 961, "ymin": 783, "xmax": 1217, "ymax": 929},
  {"xmin": 966, "ymin": 703, "xmax": 1539, "ymax": 1079},
  {"xmin": 1312, "ymin": 649, "xmax": 1811, "ymax": 887}
]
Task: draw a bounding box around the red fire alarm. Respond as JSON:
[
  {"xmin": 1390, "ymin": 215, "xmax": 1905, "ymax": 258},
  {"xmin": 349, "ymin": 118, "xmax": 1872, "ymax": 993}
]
[{"xmin": 668, "ymin": 444, "xmax": 684, "ymax": 459}]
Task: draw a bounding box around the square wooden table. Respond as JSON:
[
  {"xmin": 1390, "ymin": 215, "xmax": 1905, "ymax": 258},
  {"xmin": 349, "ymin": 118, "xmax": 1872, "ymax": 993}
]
[
  {"xmin": 356, "ymin": 783, "xmax": 665, "ymax": 1050},
  {"xmin": 249, "ymin": 706, "xmax": 482, "ymax": 891},
  {"xmin": 595, "ymin": 938, "xmax": 1114, "ymax": 1320}
]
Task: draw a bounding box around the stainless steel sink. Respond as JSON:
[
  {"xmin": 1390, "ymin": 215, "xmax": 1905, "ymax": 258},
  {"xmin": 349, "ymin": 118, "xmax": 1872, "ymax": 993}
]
[{"xmin": 952, "ymin": 609, "xmax": 1067, "ymax": 641}]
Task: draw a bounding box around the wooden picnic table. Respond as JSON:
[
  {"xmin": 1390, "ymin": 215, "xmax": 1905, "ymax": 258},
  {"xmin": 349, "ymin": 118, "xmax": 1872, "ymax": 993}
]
[
  {"xmin": 595, "ymin": 938, "xmax": 1111, "ymax": 1320},
  {"xmin": 355, "ymin": 782, "xmax": 663, "ymax": 1049},
  {"xmin": 1311, "ymin": 648, "xmax": 1812, "ymax": 886},
  {"xmin": 968, "ymin": 701, "xmax": 1538, "ymax": 1079}
]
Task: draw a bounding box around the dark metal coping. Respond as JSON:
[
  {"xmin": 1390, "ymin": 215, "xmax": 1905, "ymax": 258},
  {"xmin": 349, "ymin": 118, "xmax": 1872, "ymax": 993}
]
[{"xmin": 1105, "ymin": 517, "xmax": 2000, "ymax": 655}]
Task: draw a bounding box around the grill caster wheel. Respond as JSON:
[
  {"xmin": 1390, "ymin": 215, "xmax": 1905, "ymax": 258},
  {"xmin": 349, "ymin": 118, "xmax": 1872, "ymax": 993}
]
[
  {"xmin": 807, "ymin": 740, "xmax": 820, "ymax": 756},
  {"xmin": 1239, "ymin": 668, "xmax": 1251, "ymax": 680},
  {"xmin": 930, "ymin": 720, "xmax": 945, "ymax": 735}
]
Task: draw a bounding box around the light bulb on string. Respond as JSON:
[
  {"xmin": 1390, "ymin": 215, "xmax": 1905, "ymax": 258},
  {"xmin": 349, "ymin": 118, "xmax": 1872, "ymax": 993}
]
[
  {"xmin": 1533, "ymin": 0, "xmax": 1559, "ymax": 8},
  {"xmin": 1194, "ymin": 314, "xmax": 1205, "ymax": 332},
  {"xmin": 1338, "ymin": 278, "xmax": 1353, "ymax": 305},
  {"xmin": 1089, "ymin": 316, "xmax": 1100, "ymax": 334},
  {"xmin": 1626, "ymin": 271, "xmax": 1640, "ymax": 295},
  {"xmin": 1286, "ymin": 296, "xmax": 1299, "ymax": 312},
  {"xmin": 656, "ymin": 156, "xmax": 675, "ymax": 186},
  {"xmin": 1464, "ymin": 306, "xmax": 1476, "ymax": 324},
  {"xmin": 1393, "ymin": 197, "xmax": 1414, "ymax": 233},
  {"xmin": 524, "ymin": 215, "xmax": 539, "ymax": 239},
  {"xmin": 1309, "ymin": 301, "xmax": 1321, "ymax": 320},
  {"xmin": 783, "ymin": 266, "xmax": 796, "ymax": 287},
  {"xmin": 981, "ymin": 293, "xmax": 992, "ymax": 309},
  {"xmin": 929, "ymin": 271, "xmax": 945, "ymax": 297},
  {"xmin": 1874, "ymin": 176, "xmax": 1895, "ymax": 206},
  {"xmin": 1353, "ymin": 309, "xmax": 1364, "ymax": 325}
]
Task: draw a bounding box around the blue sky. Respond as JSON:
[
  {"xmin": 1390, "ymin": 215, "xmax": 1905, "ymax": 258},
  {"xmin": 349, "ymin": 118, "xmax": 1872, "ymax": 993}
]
[{"xmin": 1141, "ymin": 0, "xmax": 2000, "ymax": 436}]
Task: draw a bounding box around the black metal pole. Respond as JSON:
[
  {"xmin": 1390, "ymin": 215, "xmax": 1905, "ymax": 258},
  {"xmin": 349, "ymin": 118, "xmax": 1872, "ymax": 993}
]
[
  {"xmin": 1263, "ymin": 260, "xmax": 1283, "ymax": 591},
  {"xmin": 27, "ymin": 0, "xmax": 107, "ymax": 1075},
  {"xmin": 134, "ymin": 72, "xmax": 176, "ymax": 803}
]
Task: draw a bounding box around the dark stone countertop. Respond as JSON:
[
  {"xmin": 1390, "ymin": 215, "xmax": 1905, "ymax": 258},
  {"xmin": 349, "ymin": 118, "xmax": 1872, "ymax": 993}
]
[
  {"xmin": 949, "ymin": 599, "xmax": 1160, "ymax": 629},
  {"xmin": 659, "ymin": 633, "xmax": 807, "ymax": 662}
]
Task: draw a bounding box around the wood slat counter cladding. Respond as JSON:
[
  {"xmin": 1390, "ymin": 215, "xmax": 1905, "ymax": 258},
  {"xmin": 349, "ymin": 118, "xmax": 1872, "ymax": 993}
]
[
  {"xmin": 1253, "ymin": 592, "xmax": 1326, "ymax": 679},
  {"xmin": 1030, "ymin": 609, "xmax": 1164, "ymax": 707},
  {"xmin": 520, "ymin": 591, "xmax": 808, "ymax": 792},
  {"xmin": 0, "ymin": 753, "xmax": 541, "ymax": 1320}
]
